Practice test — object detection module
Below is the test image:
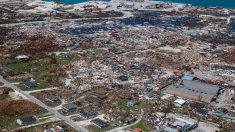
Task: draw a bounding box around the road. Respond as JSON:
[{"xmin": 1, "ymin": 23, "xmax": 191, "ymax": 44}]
[
  {"xmin": 0, "ymin": 10, "xmax": 133, "ymax": 27},
  {"xmin": 0, "ymin": 76, "xmax": 88, "ymax": 132},
  {"xmin": 107, "ymin": 109, "xmax": 144, "ymax": 132},
  {"xmin": 26, "ymin": 87, "xmax": 58, "ymax": 94}
]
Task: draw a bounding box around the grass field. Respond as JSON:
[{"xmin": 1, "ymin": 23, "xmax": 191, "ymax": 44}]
[
  {"xmin": 0, "ymin": 118, "xmax": 18, "ymax": 127},
  {"xmin": 0, "ymin": 94, "xmax": 10, "ymax": 101},
  {"xmin": 87, "ymin": 124, "xmax": 115, "ymax": 132},
  {"xmin": 132, "ymin": 120, "xmax": 149, "ymax": 132},
  {"xmin": 6, "ymin": 55, "xmax": 77, "ymax": 90}
]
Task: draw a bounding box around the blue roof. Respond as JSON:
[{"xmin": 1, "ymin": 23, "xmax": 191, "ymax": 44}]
[
  {"xmin": 147, "ymin": 84, "xmax": 156, "ymax": 89},
  {"xmin": 182, "ymin": 75, "xmax": 194, "ymax": 81}
]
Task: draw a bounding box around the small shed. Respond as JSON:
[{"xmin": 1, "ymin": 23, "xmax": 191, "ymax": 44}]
[
  {"xmin": 174, "ymin": 99, "xmax": 186, "ymax": 107},
  {"xmin": 15, "ymin": 55, "xmax": 30, "ymax": 62}
]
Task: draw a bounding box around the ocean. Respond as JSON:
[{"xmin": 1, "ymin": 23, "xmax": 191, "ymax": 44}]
[
  {"xmin": 159, "ymin": 0, "xmax": 235, "ymax": 9},
  {"xmin": 44, "ymin": 0, "xmax": 235, "ymax": 9},
  {"xmin": 44, "ymin": 0, "xmax": 110, "ymax": 4},
  {"xmin": 232, "ymin": 22, "xmax": 235, "ymax": 31}
]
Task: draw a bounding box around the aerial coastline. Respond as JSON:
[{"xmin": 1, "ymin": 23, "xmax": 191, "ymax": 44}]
[
  {"xmin": 0, "ymin": 0, "xmax": 235, "ymax": 132},
  {"xmin": 43, "ymin": 0, "xmax": 235, "ymax": 9}
]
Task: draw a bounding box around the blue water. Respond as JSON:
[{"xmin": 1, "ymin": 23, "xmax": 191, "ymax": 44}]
[
  {"xmin": 159, "ymin": 0, "xmax": 235, "ymax": 9},
  {"xmin": 232, "ymin": 22, "xmax": 235, "ymax": 31},
  {"xmin": 44, "ymin": 0, "xmax": 235, "ymax": 9},
  {"xmin": 44, "ymin": 0, "xmax": 110, "ymax": 4}
]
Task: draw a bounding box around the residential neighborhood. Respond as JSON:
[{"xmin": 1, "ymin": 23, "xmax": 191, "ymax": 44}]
[{"xmin": 0, "ymin": 0, "xmax": 235, "ymax": 132}]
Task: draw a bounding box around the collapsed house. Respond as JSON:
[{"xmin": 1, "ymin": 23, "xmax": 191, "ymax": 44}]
[{"xmin": 210, "ymin": 63, "xmax": 235, "ymax": 78}]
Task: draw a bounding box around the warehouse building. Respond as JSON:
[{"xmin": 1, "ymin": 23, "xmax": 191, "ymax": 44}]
[{"xmin": 165, "ymin": 77, "xmax": 222, "ymax": 103}]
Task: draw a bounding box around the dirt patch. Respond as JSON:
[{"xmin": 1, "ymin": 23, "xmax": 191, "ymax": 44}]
[
  {"xmin": 11, "ymin": 36, "xmax": 64, "ymax": 57},
  {"xmin": 0, "ymin": 100, "xmax": 44, "ymax": 120},
  {"xmin": 220, "ymin": 50, "xmax": 235, "ymax": 64}
]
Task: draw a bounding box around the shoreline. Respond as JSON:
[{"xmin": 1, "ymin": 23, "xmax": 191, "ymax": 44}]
[{"xmin": 40, "ymin": 0, "xmax": 235, "ymax": 9}]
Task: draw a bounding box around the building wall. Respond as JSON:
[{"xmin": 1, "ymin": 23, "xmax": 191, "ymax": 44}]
[{"xmin": 165, "ymin": 89, "xmax": 211, "ymax": 103}]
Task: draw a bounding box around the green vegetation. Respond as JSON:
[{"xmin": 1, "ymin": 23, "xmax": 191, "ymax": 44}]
[
  {"xmin": 37, "ymin": 113, "xmax": 53, "ymax": 118},
  {"xmin": 0, "ymin": 94, "xmax": 10, "ymax": 101},
  {"xmin": 119, "ymin": 100, "xmax": 129, "ymax": 109},
  {"xmin": 132, "ymin": 120, "xmax": 149, "ymax": 132},
  {"xmin": 17, "ymin": 84, "xmax": 32, "ymax": 91},
  {"xmin": 71, "ymin": 116, "xmax": 82, "ymax": 122},
  {"xmin": 39, "ymin": 117, "xmax": 53, "ymax": 122},
  {"xmin": 5, "ymin": 54, "xmax": 77, "ymax": 90},
  {"xmin": 0, "ymin": 118, "xmax": 18, "ymax": 127},
  {"xmin": 182, "ymin": 104, "xmax": 189, "ymax": 111},
  {"xmin": 93, "ymin": 48, "xmax": 106, "ymax": 54},
  {"xmin": 87, "ymin": 125, "xmax": 115, "ymax": 132},
  {"xmin": 7, "ymin": 63, "xmax": 27, "ymax": 75},
  {"xmin": 118, "ymin": 100, "xmax": 144, "ymax": 110}
]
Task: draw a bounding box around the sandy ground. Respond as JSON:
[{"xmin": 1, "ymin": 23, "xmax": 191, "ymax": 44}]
[
  {"xmin": 158, "ymin": 46, "xmax": 182, "ymax": 53},
  {"xmin": 26, "ymin": 87, "xmax": 58, "ymax": 94},
  {"xmin": 16, "ymin": 0, "xmax": 186, "ymax": 15},
  {"xmin": 1, "ymin": 83, "xmax": 29, "ymax": 100},
  {"xmin": 9, "ymin": 90, "xmax": 28, "ymax": 100}
]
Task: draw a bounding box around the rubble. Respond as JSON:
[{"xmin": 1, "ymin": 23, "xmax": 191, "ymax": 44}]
[{"xmin": 0, "ymin": 0, "xmax": 235, "ymax": 131}]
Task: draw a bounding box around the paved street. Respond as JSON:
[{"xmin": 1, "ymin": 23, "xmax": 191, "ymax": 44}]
[
  {"xmin": 0, "ymin": 76, "xmax": 88, "ymax": 132},
  {"xmin": 26, "ymin": 87, "xmax": 58, "ymax": 94}
]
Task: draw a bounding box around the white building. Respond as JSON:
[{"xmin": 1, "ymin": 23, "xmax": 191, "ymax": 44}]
[
  {"xmin": 15, "ymin": 55, "xmax": 30, "ymax": 62},
  {"xmin": 174, "ymin": 98, "xmax": 186, "ymax": 107}
]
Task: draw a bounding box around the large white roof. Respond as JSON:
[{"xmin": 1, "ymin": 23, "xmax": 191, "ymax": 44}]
[{"xmin": 174, "ymin": 98, "xmax": 186, "ymax": 105}]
